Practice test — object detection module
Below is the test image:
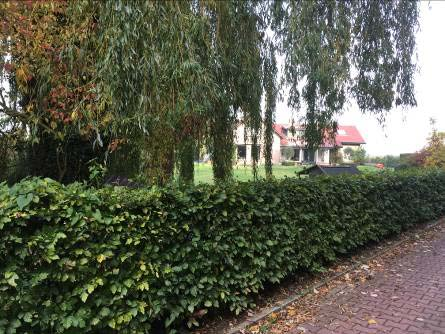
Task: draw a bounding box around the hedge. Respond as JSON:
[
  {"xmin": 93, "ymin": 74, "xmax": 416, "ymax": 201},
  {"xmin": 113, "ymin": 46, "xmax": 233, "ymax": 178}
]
[{"xmin": 1, "ymin": 170, "xmax": 445, "ymax": 333}]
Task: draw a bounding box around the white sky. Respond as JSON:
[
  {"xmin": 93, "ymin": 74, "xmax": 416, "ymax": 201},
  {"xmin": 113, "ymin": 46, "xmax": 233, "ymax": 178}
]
[{"xmin": 276, "ymin": 1, "xmax": 445, "ymax": 157}]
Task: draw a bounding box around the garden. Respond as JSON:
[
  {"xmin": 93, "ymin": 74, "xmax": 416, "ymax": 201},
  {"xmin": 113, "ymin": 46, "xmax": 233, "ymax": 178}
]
[
  {"xmin": 194, "ymin": 164, "xmax": 387, "ymax": 184},
  {"xmin": 0, "ymin": 1, "xmax": 430, "ymax": 333}
]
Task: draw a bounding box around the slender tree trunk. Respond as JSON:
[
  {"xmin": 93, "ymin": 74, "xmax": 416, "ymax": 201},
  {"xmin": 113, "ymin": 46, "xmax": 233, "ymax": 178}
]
[
  {"xmin": 264, "ymin": 109, "xmax": 273, "ymax": 179},
  {"xmin": 210, "ymin": 104, "xmax": 234, "ymax": 183},
  {"xmin": 178, "ymin": 137, "xmax": 194, "ymax": 184}
]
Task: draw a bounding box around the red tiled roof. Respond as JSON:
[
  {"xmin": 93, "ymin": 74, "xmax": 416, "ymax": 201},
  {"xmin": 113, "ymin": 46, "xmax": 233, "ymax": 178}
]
[
  {"xmin": 335, "ymin": 125, "xmax": 366, "ymax": 146},
  {"xmin": 272, "ymin": 124, "xmax": 289, "ymax": 145},
  {"xmin": 273, "ymin": 124, "xmax": 365, "ymax": 147}
]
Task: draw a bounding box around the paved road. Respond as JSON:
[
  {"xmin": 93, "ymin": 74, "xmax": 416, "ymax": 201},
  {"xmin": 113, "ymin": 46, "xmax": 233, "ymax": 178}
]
[{"xmin": 291, "ymin": 232, "xmax": 445, "ymax": 334}]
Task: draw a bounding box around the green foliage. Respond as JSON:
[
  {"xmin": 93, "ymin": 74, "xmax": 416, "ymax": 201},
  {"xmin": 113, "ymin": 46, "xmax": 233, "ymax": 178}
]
[
  {"xmin": 330, "ymin": 148, "xmax": 343, "ymax": 164},
  {"xmin": 351, "ymin": 147, "xmax": 367, "ymax": 164},
  {"xmin": 0, "ymin": 123, "xmax": 18, "ymax": 181},
  {"xmin": 2, "ymin": 0, "xmax": 420, "ymax": 184},
  {"xmin": 403, "ymin": 119, "xmax": 445, "ymax": 170},
  {"xmin": 88, "ymin": 0, "xmax": 216, "ymax": 184},
  {"xmin": 1, "ymin": 171, "xmax": 445, "ymax": 333},
  {"xmin": 343, "ymin": 147, "xmax": 354, "ymax": 159},
  {"xmin": 423, "ymin": 130, "xmax": 445, "ymax": 169},
  {"xmin": 8, "ymin": 134, "xmax": 107, "ymax": 184},
  {"xmin": 368, "ymin": 155, "xmax": 400, "ymax": 168},
  {"xmin": 343, "ymin": 146, "xmax": 367, "ymax": 164},
  {"xmin": 280, "ymin": 147, "xmax": 295, "ymax": 161},
  {"xmin": 87, "ymin": 160, "xmax": 107, "ymax": 188},
  {"xmin": 207, "ymin": 0, "xmax": 265, "ymax": 182},
  {"xmin": 275, "ymin": 0, "xmax": 419, "ymax": 146}
]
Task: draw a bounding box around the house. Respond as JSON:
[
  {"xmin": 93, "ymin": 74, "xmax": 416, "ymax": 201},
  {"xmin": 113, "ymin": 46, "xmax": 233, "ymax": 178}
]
[
  {"xmin": 297, "ymin": 164, "xmax": 361, "ymax": 177},
  {"xmin": 234, "ymin": 123, "xmax": 365, "ymax": 165},
  {"xmin": 334, "ymin": 126, "xmax": 366, "ymax": 162}
]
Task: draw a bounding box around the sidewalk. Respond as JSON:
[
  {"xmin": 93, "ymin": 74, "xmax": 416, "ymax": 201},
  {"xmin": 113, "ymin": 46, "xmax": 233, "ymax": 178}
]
[{"xmin": 291, "ymin": 226, "xmax": 445, "ymax": 334}]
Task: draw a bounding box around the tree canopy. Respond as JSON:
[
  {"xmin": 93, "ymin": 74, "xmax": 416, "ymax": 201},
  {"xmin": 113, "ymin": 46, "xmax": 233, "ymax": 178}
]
[
  {"xmin": 1, "ymin": 0, "xmax": 420, "ymax": 184},
  {"xmin": 417, "ymin": 120, "xmax": 445, "ymax": 169}
]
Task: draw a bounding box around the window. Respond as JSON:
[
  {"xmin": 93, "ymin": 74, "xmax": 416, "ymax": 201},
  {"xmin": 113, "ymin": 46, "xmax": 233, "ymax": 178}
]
[
  {"xmin": 303, "ymin": 149, "xmax": 315, "ymax": 162},
  {"xmin": 292, "ymin": 148, "xmax": 300, "ymax": 161},
  {"xmin": 237, "ymin": 145, "xmax": 246, "ymax": 159}
]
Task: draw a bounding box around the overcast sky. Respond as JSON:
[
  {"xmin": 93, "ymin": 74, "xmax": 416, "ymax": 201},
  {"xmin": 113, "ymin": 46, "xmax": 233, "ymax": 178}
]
[{"xmin": 276, "ymin": 1, "xmax": 445, "ymax": 157}]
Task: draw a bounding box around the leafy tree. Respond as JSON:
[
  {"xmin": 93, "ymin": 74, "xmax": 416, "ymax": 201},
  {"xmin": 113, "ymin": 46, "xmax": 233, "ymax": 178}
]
[
  {"xmin": 368, "ymin": 155, "xmax": 400, "ymax": 168},
  {"xmin": 0, "ymin": 1, "xmax": 97, "ymax": 138},
  {"xmin": 83, "ymin": 0, "xmax": 218, "ymax": 184},
  {"xmin": 423, "ymin": 121, "xmax": 445, "ymax": 169},
  {"xmin": 343, "ymin": 147, "xmax": 354, "ymax": 161},
  {"xmin": 0, "ymin": 1, "xmax": 106, "ymax": 182},
  {"xmin": 330, "ymin": 148, "xmax": 343, "ymax": 164},
  {"xmin": 402, "ymin": 120, "xmax": 445, "ymax": 170},
  {"xmin": 204, "ymin": 1, "xmax": 265, "ymax": 182},
  {"xmin": 343, "ymin": 146, "xmax": 366, "ymax": 164},
  {"xmin": 274, "ymin": 0, "xmax": 418, "ymax": 147},
  {"xmin": 1, "ymin": 0, "xmax": 420, "ymax": 184},
  {"xmin": 351, "ymin": 147, "xmax": 367, "ymax": 164},
  {"xmin": 280, "ymin": 147, "xmax": 295, "ymax": 161}
]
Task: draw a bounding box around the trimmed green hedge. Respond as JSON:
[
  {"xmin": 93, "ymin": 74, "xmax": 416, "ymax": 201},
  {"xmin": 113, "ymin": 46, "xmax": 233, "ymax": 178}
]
[{"xmin": 1, "ymin": 171, "xmax": 445, "ymax": 333}]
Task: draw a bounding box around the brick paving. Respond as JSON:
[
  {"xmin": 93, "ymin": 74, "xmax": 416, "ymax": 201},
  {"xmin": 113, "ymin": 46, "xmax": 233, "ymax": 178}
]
[{"xmin": 291, "ymin": 233, "xmax": 445, "ymax": 334}]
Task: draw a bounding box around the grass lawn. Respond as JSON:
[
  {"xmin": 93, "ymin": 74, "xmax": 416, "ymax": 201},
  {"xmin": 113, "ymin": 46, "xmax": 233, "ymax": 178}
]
[
  {"xmin": 193, "ymin": 163, "xmax": 391, "ymax": 184},
  {"xmin": 194, "ymin": 163, "xmax": 304, "ymax": 184}
]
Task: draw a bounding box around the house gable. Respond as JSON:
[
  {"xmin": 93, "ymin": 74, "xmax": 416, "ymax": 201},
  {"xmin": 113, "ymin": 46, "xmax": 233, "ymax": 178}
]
[{"xmin": 335, "ymin": 126, "xmax": 365, "ymax": 146}]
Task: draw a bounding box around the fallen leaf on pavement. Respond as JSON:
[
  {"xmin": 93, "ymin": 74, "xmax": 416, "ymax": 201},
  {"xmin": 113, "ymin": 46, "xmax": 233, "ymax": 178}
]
[{"xmin": 249, "ymin": 325, "xmax": 259, "ymax": 333}]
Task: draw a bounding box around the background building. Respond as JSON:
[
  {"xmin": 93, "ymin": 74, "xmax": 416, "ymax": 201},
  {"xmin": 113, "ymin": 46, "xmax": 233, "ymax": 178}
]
[{"xmin": 235, "ymin": 123, "xmax": 365, "ymax": 165}]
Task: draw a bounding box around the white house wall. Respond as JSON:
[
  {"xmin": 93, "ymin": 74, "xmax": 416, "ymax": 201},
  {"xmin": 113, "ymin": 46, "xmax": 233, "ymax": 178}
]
[
  {"xmin": 271, "ymin": 133, "xmax": 281, "ymax": 164},
  {"xmin": 316, "ymin": 148, "xmax": 330, "ymax": 164}
]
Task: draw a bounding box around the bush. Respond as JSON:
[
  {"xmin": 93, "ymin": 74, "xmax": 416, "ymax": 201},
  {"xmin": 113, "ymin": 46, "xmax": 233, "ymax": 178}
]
[
  {"xmin": 280, "ymin": 147, "xmax": 295, "ymax": 161},
  {"xmin": 281, "ymin": 160, "xmax": 296, "ymax": 166},
  {"xmin": 1, "ymin": 171, "xmax": 445, "ymax": 333}
]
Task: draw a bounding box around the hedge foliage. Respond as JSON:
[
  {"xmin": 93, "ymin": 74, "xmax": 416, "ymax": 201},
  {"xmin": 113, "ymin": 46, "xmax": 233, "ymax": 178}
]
[{"xmin": 1, "ymin": 171, "xmax": 445, "ymax": 333}]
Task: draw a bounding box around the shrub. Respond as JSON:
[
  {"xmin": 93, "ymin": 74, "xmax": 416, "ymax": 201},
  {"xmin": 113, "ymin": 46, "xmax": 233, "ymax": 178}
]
[
  {"xmin": 1, "ymin": 171, "xmax": 445, "ymax": 333},
  {"xmin": 280, "ymin": 147, "xmax": 295, "ymax": 161},
  {"xmin": 281, "ymin": 160, "xmax": 296, "ymax": 166}
]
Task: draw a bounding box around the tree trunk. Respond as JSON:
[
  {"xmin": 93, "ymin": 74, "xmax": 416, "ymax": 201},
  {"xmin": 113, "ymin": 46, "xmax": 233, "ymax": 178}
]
[{"xmin": 178, "ymin": 137, "xmax": 194, "ymax": 184}]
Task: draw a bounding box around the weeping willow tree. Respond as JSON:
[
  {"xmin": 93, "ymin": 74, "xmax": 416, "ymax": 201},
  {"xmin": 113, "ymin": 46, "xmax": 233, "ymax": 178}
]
[
  {"xmin": 206, "ymin": 0, "xmax": 419, "ymax": 181},
  {"xmin": 92, "ymin": 0, "xmax": 267, "ymax": 183},
  {"xmin": 71, "ymin": 0, "xmax": 218, "ymax": 185},
  {"xmin": 274, "ymin": 0, "xmax": 419, "ymax": 148},
  {"xmin": 71, "ymin": 0, "xmax": 419, "ymax": 184},
  {"xmin": 204, "ymin": 0, "xmax": 264, "ymax": 182},
  {"xmin": 3, "ymin": 0, "xmax": 420, "ymax": 185},
  {"xmin": 72, "ymin": 0, "xmax": 266, "ymax": 184}
]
